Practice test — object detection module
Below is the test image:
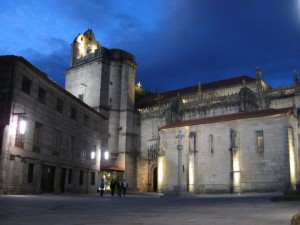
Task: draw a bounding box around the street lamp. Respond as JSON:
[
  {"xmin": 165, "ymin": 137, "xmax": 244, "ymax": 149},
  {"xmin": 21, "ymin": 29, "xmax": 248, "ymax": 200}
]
[
  {"xmin": 104, "ymin": 151, "xmax": 109, "ymax": 160},
  {"xmin": 19, "ymin": 115, "xmax": 27, "ymax": 134},
  {"xmin": 91, "ymin": 151, "xmax": 96, "ymax": 160},
  {"xmin": 13, "ymin": 113, "xmax": 27, "ymax": 134}
]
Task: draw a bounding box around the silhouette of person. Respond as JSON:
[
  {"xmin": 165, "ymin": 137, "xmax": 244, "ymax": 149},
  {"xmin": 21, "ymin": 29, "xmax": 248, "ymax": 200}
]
[{"xmin": 110, "ymin": 179, "xmax": 116, "ymax": 196}]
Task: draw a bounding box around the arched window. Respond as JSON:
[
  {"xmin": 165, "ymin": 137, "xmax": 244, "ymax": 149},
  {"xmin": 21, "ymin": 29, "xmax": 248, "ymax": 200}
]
[{"xmin": 152, "ymin": 121, "xmax": 160, "ymax": 139}]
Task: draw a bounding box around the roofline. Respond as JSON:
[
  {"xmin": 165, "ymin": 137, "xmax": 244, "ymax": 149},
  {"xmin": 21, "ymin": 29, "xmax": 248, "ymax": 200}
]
[
  {"xmin": 160, "ymin": 108, "xmax": 294, "ymax": 130},
  {"xmin": 163, "ymin": 75, "xmax": 256, "ymax": 95},
  {"xmin": 1, "ymin": 55, "xmax": 108, "ymax": 120},
  {"xmin": 136, "ymin": 76, "xmax": 258, "ymax": 107}
]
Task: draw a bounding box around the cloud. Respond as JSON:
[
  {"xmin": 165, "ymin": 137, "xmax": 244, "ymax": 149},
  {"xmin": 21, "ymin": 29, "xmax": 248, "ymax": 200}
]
[
  {"xmin": 20, "ymin": 37, "xmax": 70, "ymax": 87},
  {"xmin": 128, "ymin": 0, "xmax": 300, "ymax": 91},
  {"xmin": 1, "ymin": 0, "xmax": 300, "ymax": 93}
]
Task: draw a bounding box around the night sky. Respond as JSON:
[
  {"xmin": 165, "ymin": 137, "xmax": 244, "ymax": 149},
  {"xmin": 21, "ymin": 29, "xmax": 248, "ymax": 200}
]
[{"xmin": 1, "ymin": 0, "xmax": 300, "ymax": 92}]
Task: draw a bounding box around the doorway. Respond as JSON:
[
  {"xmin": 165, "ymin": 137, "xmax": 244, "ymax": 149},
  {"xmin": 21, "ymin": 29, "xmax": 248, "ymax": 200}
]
[
  {"xmin": 60, "ymin": 168, "xmax": 66, "ymax": 193},
  {"xmin": 153, "ymin": 167, "xmax": 158, "ymax": 192},
  {"xmin": 41, "ymin": 165, "xmax": 55, "ymax": 193}
]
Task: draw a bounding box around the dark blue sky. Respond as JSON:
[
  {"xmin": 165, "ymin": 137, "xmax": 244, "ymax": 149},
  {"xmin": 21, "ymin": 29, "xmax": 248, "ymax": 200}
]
[{"xmin": 1, "ymin": 0, "xmax": 300, "ymax": 92}]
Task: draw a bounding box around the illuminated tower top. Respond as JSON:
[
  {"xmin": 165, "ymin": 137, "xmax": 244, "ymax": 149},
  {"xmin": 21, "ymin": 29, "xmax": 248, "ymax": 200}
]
[
  {"xmin": 69, "ymin": 29, "xmax": 135, "ymax": 68},
  {"xmin": 70, "ymin": 29, "xmax": 101, "ymax": 67}
]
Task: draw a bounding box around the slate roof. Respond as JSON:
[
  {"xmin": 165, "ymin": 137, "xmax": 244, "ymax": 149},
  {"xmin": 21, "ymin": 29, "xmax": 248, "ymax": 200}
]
[{"xmin": 136, "ymin": 76, "xmax": 256, "ymax": 108}]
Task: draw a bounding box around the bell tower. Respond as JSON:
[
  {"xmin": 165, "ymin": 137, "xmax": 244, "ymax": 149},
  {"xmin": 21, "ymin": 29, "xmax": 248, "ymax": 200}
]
[
  {"xmin": 65, "ymin": 29, "xmax": 138, "ymax": 188},
  {"xmin": 70, "ymin": 29, "xmax": 101, "ymax": 67}
]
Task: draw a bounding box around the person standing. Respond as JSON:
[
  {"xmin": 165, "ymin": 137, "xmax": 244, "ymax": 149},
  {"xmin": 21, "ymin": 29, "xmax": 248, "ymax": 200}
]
[
  {"xmin": 110, "ymin": 179, "xmax": 116, "ymax": 196},
  {"xmin": 99, "ymin": 178, "xmax": 106, "ymax": 197},
  {"xmin": 121, "ymin": 180, "xmax": 128, "ymax": 196},
  {"xmin": 117, "ymin": 179, "xmax": 122, "ymax": 197}
]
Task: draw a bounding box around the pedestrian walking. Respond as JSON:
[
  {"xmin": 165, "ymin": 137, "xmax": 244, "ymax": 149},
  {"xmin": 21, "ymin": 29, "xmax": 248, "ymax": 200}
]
[
  {"xmin": 121, "ymin": 180, "xmax": 128, "ymax": 196},
  {"xmin": 98, "ymin": 178, "xmax": 106, "ymax": 197},
  {"xmin": 110, "ymin": 179, "xmax": 116, "ymax": 196}
]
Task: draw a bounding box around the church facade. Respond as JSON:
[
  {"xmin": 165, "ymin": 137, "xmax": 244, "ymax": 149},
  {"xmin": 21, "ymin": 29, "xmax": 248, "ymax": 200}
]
[
  {"xmin": 0, "ymin": 29, "xmax": 299, "ymax": 194},
  {"xmin": 137, "ymin": 71, "xmax": 300, "ymax": 194}
]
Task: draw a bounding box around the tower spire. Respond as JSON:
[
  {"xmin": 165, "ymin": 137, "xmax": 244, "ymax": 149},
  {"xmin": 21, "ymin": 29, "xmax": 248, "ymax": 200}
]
[
  {"xmin": 256, "ymin": 65, "xmax": 262, "ymax": 80},
  {"xmin": 197, "ymin": 81, "xmax": 202, "ymax": 99},
  {"xmin": 294, "ymin": 70, "xmax": 299, "ymax": 85}
]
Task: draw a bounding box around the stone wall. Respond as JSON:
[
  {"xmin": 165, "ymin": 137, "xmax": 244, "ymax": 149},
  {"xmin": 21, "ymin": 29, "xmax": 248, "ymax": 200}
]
[
  {"xmin": 0, "ymin": 57, "xmax": 105, "ymax": 194},
  {"xmin": 159, "ymin": 113, "xmax": 298, "ymax": 194}
]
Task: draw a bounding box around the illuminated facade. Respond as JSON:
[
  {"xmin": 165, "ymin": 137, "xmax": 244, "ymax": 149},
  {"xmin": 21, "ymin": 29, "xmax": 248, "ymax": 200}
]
[
  {"xmin": 0, "ymin": 56, "xmax": 107, "ymax": 194},
  {"xmin": 64, "ymin": 30, "xmax": 300, "ymax": 194},
  {"xmin": 137, "ymin": 68, "xmax": 300, "ymax": 194},
  {"xmin": 157, "ymin": 108, "xmax": 298, "ymax": 194},
  {"xmin": 1, "ymin": 29, "xmax": 300, "ymax": 195},
  {"xmin": 65, "ymin": 29, "xmax": 138, "ymax": 188}
]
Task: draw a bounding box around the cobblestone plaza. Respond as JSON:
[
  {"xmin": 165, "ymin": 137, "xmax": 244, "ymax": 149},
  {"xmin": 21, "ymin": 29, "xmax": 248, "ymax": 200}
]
[{"xmin": 0, "ymin": 193, "xmax": 299, "ymax": 225}]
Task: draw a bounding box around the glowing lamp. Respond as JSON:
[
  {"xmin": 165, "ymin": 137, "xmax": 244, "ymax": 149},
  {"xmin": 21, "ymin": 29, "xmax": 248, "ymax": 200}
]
[
  {"xmin": 104, "ymin": 151, "xmax": 109, "ymax": 160},
  {"xmin": 19, "ymin": 115, "xmax": 27, "ymax": 134},
  {"xmin": 91, "ymin": 151, "xmax": 96, "ymax": 160}
]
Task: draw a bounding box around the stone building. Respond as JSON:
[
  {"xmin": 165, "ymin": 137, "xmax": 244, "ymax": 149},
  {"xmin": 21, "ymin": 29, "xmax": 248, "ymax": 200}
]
[
  {"xmin": 158, "ymin": 108, "xmax": 298, "ymax": 194},
  {"xmin": 1, "ymin": 29, "xmax": 300, "ymax": 195},
  {"xmin": 137, "ymin": 68, "xmax": 300, "ymax": 194},
  {"xmin": 0, "ymin": 56, "xmax": 107, "ymax": 194},
  {"xmin": 65, "ymin": 29, "xmax": 138, "ymax": 188}
]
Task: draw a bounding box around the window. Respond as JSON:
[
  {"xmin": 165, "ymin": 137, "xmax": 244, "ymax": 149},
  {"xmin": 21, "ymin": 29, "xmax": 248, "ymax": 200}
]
[
  {"xmin": 189, "ymin": 111, "xmax": 196, "ymax": 119},
  {"xmin": 70, "ymin": 107, "xmax": 77, "ymax": 120},
  {"xmin": 91, "ymin": 171, "xmax": 95, "ymax": 185},
  {"xmin": 69, "ymin": 135, "xmax": 75, "ymax": 158},
  {"xmin": 56, "ymin": 98, "xmax": 64, "ymax": 113},
  {"xmin": 37, "ymin": 87, "xmax": 46, "ymax": 104},
  {"xmin": 91, "ymin": 145, "xmax": 96, "ymax": 164},
  {"xmin": 79, "ymin": 170, "xmax": 84, "ymax": 185},
  {"xmin": 189, "ymin": 132, "xmax": 196, "ymax": 151},
  {"xmin": 33, "ymin": 122, "xmax": 43, "ymax": 152},
  {"xmin": 0, "ymin": 92, "xmax": 7, "ymax": 101},
  {"xmin": 209, "ymin": 134, "xmax": 214, "ymax": 154},
  {"xmin": 68, "ymin": 169, "xmax": 72, "ymax": 184},
  {"xmin": 81, "ymin": 150, "xmax": 87, "ymax": 163},
  {"xmin": 21, "ymin": 76, "xmax": 31, "ymax": 95},
  {"xmin": 256, "ymin": 131, "xmax": 264, "ymax": 153},
  {"xmin": 53, "ymin": 129, "xmax": 62, "ymax": 156},
  {"xmin": 84, "ymin": 114, "xmax": 89, "ymax": 127},
  {"xmin": 81, "ymin": 138, "xmax": 87, "ymax": 163},
  {"xmin": 288, "ymin": 128, "xmax": 295, "ymax": 151},
  {"xmin": 298, "ymin": 134, "xmax": 300, "ymax": 152},
  {"xmin": 152, "ymin": 122, "xmax": 159, "ymax": 139},
  {"xmin": 78, "ymin": 94, "xmax": 84, "ymax": 101},
  {"xmin": 231, "ymin": 131, "xmax": 240, "ymax": 149},
  {"xmin": 297, "ymin": 109, "xmax": 300, "ymax": 117},
  {"xmin": 15, "ymin": 115, "xmax": 25, "ymax": 148},
  {"xmin": 27, "ymin": 163, "xmax": 34, "ymax": 183},
  {"xmin": 93, "ymin": 120, "xmax": 98, "ymax": 132},
  {"xmin": 148, "ymin": 143, "xmax": 159, "ymax": 160}
]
